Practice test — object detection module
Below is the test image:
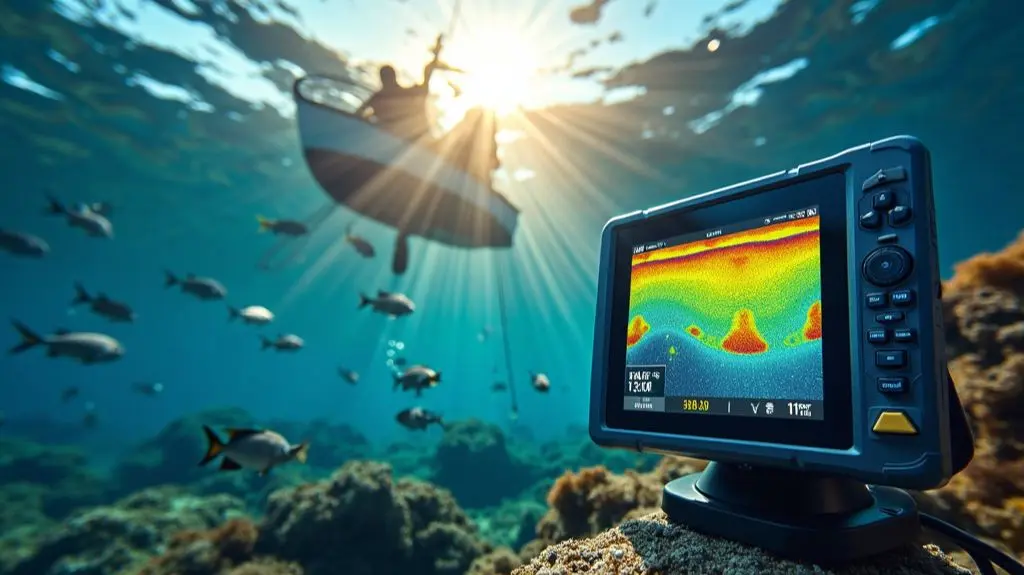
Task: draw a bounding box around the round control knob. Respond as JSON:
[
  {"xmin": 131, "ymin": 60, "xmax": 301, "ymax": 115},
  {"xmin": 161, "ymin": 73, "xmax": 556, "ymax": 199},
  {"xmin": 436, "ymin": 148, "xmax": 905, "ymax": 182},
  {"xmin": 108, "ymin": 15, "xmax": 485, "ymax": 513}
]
[{"xmin": 863, "ymin": 246, "xmax": 913, "ymax": 287}]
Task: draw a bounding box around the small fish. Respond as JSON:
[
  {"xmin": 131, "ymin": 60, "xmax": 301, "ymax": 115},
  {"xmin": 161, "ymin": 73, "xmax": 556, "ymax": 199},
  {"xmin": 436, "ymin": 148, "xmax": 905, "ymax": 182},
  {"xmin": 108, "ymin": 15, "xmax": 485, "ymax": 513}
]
[
  {"xmin": 260, "ymin": 334, "xmax": 304, "ymax": 352},
  {"xmin": 61, "ymin": 386, "xmax": 80, "ymax": 403},
  {"xmin": 256, "ymin": 215, "xmax": 309, "ymax": 236},
  {"xmin": 393, "ymin": 357, "xmax": 408, "ymax": 367},
  {"xmin": 199, "ymin": 426, "xmax": 309, "ymax": 476},
  {"xmin": 396, "ymin": 407, "xmax": 447, "ymax": 431},
  {"xmin": 9, "ymin": 320, "xmax": 124, "ymax": 365},
  {"xmin": 344, "ymin": 224, "xmax": 375, "ymax": 258},
  {"xmin": 338, "ymin": 368, "xmax": 359, "ymax": 384},
  {"xmin": 530, "ymin": 371, "xmax": 551, "ymax": 393},
  {"xmin": 644, "ymin": 0, "xmax": 656, "ymax": 17},
  {"xmin": 393, "ymin": 364, "xmax": 442, "ymax": 397},
  {"xmin": 228, "ymin": 305, "xmax": 274, "ymax": 325},
  {"xmin": 359, "ymin": 290, "xmax": 415, "ymax": 318},
  {"xmin": 164, "ymin": 270, "xmax": 227, "ymax": 300},
  {"xmin": 132, "ymin": 381, "xmax": 164, "ymax": 396},
  {"xmin": 72, "ymin": 283, "xmax": 136, "ymax": 322},
  {"xmin": 0, "ymin": 229, "xmax": 49, "ymax": 257},
  {"xmin": 45, "ymin": 196, "xmax": 114, "ymax": 238},
  {"xmin": 491, "ymin": 381, "xmax": 507, "ymax": 392},
  {"xmin": 477, "ymin": 326, "xmax": 492, "ymax": 342}
]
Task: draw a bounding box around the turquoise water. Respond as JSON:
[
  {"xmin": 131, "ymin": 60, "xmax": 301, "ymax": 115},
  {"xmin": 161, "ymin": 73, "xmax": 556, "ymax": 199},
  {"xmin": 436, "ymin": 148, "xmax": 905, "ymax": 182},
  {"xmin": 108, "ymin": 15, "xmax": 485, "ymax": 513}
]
[{"xmin": 0, "ymin": 0, "xmax": 1019, "ymax": 489}]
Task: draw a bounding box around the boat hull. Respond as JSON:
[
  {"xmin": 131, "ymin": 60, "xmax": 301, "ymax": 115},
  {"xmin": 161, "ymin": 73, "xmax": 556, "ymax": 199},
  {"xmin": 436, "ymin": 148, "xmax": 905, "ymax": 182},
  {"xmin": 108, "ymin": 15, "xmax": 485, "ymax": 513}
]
[{"xmin": 295, "ymin": 93, "xmax": 519, "ymax": 249}]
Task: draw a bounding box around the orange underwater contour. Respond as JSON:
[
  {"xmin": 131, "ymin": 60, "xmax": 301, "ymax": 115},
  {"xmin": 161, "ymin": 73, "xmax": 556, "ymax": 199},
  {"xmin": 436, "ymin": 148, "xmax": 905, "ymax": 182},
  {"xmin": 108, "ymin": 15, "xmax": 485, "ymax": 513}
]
[
  {"xmin": 720, "ymin": 309, "xmax": 769, "ymax": 354},
  {"xmin": 627, "ymin": 315, "xmax": 650, "ymax": 347}
]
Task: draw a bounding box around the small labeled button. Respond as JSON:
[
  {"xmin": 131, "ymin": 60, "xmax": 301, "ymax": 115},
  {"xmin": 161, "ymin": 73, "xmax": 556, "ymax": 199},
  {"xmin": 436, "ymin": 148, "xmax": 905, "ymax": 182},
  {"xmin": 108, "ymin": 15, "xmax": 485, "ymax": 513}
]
[
  {"xmin": 878, "ymin": 377, "xmax": 908, "ymax": 394},
  {"xmin": 866, "ymin": 293, "xmax": 886, "ymax": 308},
  {"xmin": 868, "ymin": 329, "xmax": 888, "ymax": 344},
  {"xmin": 889, "ymin": 205, "xmax": 913, "ymax": 227},
  {"xmin": 863, "ymin": 166, "xmax": 908, "ymax": 191},
  {"xmin": 891, "ymin": 289, "xmax": 915, "ymax": 306},
  {"xmin": 876, "ymin": 311, "xmax": 904, "ymax": 323},
  {"xmin": 893, "ymin": 328, "xmax": 916, "ymax": 343},
  {"xmin": 877, "ymin": 233, "xmax": 898, "ymax": 244},
  {"xmin": 876, "ymin": 350, "xmax": 907, "ymax": 368},
  {"xmin": 872, "ymin": 410, "xmax": 918, "ymax": 435},
  {"xmin": 859, "ymin": 210, "xmax": 881, "ymax": 229},
  {"xmin": 873, "ymin": 191, "xmax": 895, "ymax": 210}
]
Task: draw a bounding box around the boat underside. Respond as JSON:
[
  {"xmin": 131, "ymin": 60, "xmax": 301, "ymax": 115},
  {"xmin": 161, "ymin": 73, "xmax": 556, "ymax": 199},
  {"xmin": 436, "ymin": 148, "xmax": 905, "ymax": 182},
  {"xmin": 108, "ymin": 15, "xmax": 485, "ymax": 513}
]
[{"xmin": 303, "ymin": 148, "xmax": 515, "ymax": 249}]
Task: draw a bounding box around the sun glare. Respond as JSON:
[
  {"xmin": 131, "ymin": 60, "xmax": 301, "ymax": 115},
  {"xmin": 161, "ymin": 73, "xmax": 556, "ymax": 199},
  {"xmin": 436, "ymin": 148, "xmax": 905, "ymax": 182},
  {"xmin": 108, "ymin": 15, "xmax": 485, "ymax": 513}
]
[{"xmin": 441, "ymin": 27, "xmax": 539, "ymax": 116}]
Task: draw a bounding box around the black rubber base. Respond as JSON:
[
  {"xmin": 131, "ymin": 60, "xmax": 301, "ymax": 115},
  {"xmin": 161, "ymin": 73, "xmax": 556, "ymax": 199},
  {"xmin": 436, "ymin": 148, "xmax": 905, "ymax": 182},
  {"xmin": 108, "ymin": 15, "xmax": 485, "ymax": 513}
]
[{"xmin": 662, "ymin": 462, "xmax": 921, "ymax": 564}]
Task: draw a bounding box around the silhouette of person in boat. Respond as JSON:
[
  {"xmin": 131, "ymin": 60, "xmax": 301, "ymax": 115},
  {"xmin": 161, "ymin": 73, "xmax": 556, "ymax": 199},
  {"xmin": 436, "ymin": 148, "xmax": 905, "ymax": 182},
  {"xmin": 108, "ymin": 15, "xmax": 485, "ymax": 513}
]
[{"xmin": 356, "ymin": 35, "xmax": 500, "ymax": 184}]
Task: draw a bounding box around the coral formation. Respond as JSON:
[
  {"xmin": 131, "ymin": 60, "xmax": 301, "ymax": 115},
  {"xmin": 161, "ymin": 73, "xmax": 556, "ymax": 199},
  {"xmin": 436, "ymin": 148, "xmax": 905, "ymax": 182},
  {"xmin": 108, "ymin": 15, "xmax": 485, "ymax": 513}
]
[
  {"xmin": 521, "ymin": 456, "xmax": 706, "ymax": 556},
  {"xmin": 0, "ymin": 437, "xmax": 108, "ymax": 519},
  {"xmin": 4, "ymin": 487, "xmax": 246, "ymax": 575},
  {"xmin": 916, "ymin": 231, "xmax": 1024, "ymax": 561},
  {"xmin": 513, "ymin": 512, "xmax": 971, "ymax": 575},
  {"xmin": 432, "ymin": 419, "xmax": 537, "ymax": 508},
  {"xmin": 257, "ymin": 460, "xmax": 487, "ymax": 575}
]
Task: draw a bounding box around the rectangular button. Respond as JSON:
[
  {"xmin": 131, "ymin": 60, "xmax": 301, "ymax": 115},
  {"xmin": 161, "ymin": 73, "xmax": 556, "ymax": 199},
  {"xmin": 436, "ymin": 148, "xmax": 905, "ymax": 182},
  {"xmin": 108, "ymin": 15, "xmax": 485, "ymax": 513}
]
[
  {"xmin": 863, "ymin": 166, "xmax": 907, "ymax": 191},
  {"xmin": 893, "ymin": 328, "xmax": 916, "ymax": 343},
  {"xmin": 867, "ymin": 329, "xmax": 888, "ymax": 344},
  {"xmin": 876, "ymin": 350, "xmax": 907, "ymax": 368},
  {"xmin": 876, "ymin": 311, "xmax": 904, "ymax": 323},
  {"xmin": 877, "ymin": 233, "xmax": 898, "ymax": 244},
  {"xmin": 866, "ymin": 293, "xmax": 886, "ymax": 308},
  {"xmin": 891, "ymin": 289, "xmax": 915, "ymax": 306},
  {"xmin": 878, "ymin": 377, "xmax": 908, "ymax": 394}
]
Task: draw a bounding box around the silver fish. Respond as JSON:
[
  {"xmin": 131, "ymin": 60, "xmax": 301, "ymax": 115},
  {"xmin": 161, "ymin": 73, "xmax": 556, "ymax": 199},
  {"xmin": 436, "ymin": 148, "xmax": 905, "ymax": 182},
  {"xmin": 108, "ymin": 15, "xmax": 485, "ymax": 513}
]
[
  {"xmin": 164, "ymin": 270, "xmax": 227, "ymax": 300},
  {"xmin": 199, "ymin": 426, "xmax": 309, "ymax": 475},
  {"xmin": 0, "ymin": 229, "xmax": 48, "ymax": 257},
  {"xmin": 393, "ymin": 364, "xmax": 442, "ymax": 397},
  {"xmin": 359, "ymin": 290, "xmax": 415, "ymax": 318},
  {"xmin": 9, "ymin": 320, "xmax": 124, "ymax": 365}
]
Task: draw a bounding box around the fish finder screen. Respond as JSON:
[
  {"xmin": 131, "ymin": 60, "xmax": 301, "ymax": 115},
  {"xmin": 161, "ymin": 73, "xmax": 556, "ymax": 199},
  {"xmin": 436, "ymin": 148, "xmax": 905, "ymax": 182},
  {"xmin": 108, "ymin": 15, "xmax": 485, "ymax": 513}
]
[{"xmin": 624, "ymin": 207, "xmax": 824, "ymax": 421}]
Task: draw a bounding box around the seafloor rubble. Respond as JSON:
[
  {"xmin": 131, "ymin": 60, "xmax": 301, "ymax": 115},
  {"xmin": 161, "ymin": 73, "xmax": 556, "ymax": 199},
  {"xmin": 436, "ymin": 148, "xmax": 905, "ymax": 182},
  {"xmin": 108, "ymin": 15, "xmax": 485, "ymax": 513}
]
[{"xmin": 3, "ymin": 233, "xmax": 1023, "ymax": 574}]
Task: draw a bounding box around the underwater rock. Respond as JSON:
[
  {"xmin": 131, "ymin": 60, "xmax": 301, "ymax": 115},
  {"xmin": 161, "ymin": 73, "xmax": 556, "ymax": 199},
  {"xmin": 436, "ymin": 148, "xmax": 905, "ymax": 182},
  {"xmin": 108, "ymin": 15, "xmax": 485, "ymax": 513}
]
[
  {"xmin": 139, "ymin": 518, "xmax": 305, "ymax": 575},
  {"xmin": 467, "ymin": 546, "xmax": 522, "ymax": 575},
  {"xmin": 432, "ymin": 419, "xmax": 536, "ymax": 508},
  {"xmin": 3, "ymin": 486, "xmax": 247, "ymax": 575},
  {"xmin": 256, "ymin": 460, "xmax": 486, "ymax": 575},
  {"xmin": 915, "ymin": 231, "xmax": 1024, "ymax": 561},
  {"xmin": 261, "ymin": 417, "xmax": 372, "ymax": 468},
  {"xmin": 512, "ymin": 512, "xmax": 972, "ymax": 575},
  {"xmin": 113, "ymin": 407, "xmax": 256, "ymax": 493},
  {"xmin": 0, "ymin": 437, "xmax": 108, "ymax": 519},
  {"xmin": 523, "ymin": 456, "xmax": 707, "ymax": 556}
]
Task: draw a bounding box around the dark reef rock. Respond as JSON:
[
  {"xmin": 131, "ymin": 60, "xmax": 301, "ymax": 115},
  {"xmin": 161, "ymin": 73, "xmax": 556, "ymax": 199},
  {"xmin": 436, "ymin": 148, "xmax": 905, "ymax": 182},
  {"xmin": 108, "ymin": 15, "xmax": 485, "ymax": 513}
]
[
  {"xmin": 3, "ymin": 487, "xmax": 247, "ymax": 575},
  {"xmin": 256, "ymin": 460, "xmax": 487, "ymax": 575},
  {"xmin": 0, "ymin": 438, "xmax": 107, "ymax": 521},
  {"xmin": 513, "ymin": 512, "xmax": 971, "ymax": 575},
  {"xmin": 113, "ymin": 407, "xmax": 256, "ymax": 494},
  {"xmin": 261, "ymin": 417, "xmax": 372, "ymax": 469},
  {"xmin": 432, "ymin": 419, "xmax": 537, "ymax": 508}
]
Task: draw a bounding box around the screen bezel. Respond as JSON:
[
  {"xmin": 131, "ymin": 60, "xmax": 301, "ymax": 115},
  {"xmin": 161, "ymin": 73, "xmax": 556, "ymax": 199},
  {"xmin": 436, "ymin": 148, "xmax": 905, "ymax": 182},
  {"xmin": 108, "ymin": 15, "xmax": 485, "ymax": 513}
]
[{"xmin": 604, "ymin": 168, "xmax": 854, "ymax": 450}]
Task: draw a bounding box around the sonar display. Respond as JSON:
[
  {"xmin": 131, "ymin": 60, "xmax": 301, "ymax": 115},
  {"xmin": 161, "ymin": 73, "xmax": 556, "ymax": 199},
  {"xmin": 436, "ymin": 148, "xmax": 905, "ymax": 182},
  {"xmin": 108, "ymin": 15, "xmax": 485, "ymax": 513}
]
[{"xmin": 626, "ymin": 215, "xmax": 824, "ymax": 404}]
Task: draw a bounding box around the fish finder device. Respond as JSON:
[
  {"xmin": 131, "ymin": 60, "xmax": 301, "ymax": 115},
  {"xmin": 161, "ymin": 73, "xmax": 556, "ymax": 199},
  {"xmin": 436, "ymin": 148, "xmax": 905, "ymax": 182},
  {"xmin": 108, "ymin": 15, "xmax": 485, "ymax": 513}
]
[{"xmin": 588, "ymin": 136, "xmax": 1024, "ymax": 570}]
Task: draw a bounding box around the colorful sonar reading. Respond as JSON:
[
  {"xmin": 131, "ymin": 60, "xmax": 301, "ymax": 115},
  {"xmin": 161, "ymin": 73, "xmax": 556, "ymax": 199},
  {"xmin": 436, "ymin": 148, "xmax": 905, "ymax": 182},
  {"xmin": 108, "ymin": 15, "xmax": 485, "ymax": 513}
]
[{"xmin": 626, "ymin": 217, "xmax": 824, "ymax": 401}]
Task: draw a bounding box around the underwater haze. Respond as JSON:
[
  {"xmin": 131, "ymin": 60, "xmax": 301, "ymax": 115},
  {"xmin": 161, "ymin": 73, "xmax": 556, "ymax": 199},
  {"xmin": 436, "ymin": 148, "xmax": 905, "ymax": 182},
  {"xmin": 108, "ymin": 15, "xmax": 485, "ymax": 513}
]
[{"xmin": 1, "ymin": 0, "xmax": 1024, "ymax": 573}]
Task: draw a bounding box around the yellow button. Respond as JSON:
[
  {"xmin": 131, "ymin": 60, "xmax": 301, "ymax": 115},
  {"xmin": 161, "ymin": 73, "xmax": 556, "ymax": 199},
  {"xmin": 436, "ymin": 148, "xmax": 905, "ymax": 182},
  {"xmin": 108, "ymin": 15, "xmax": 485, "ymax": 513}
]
[{"xmin": 872, "ymin": 411, "xmax": 918, "ymax": 435}]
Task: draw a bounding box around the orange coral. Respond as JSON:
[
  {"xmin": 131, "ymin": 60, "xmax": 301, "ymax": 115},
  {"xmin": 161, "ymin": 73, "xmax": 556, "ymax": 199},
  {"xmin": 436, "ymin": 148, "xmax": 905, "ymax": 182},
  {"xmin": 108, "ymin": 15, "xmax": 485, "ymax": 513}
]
[{"xmin": 945, "ymin": 231, "xmax": 1024, "ymax": 293}]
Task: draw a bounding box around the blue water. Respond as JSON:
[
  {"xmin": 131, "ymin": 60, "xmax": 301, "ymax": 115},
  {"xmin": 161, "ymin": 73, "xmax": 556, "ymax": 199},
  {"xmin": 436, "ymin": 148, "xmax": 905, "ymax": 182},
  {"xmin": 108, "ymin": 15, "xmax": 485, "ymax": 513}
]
[{"xmin": 0, "ymin": 0, "xmax": 1020, "ymax": 468}]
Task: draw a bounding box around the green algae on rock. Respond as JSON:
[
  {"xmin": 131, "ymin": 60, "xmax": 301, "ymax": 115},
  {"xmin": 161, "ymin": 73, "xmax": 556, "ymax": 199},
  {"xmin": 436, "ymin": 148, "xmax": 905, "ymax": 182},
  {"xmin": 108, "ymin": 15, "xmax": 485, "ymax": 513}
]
[
  {"xmin": 513, "ymin": 512, "xmax": 972, "ymax": 575},
  {"xmin": 3, "ymin": 487, "xmax": 248, "ymax": 575}
]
